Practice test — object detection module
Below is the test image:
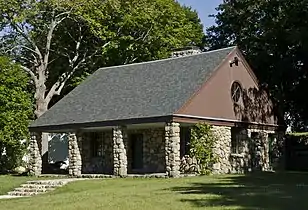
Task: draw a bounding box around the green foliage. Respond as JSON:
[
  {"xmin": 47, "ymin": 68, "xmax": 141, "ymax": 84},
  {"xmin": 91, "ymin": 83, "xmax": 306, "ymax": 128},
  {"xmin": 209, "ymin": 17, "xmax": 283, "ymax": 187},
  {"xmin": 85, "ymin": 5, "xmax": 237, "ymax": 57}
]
[
  {"xmin": 206, "ymin": 0, "xmax": 308, "ymax": 130},
  {"xmin": 76, "ymin": 0, "xmax": 205, "ymax": 64},
  {"xmin": 1, "ymin": 0, "xmax": 205, "ymax": 109},
  {"xmin": 0, "ymin": 56, "xmax": 32, "ymax": 172},
  {"xmin": 51, "ymin": 0, "xmax": 206, "ymax": 105},
  {"xmin": 190, "ymin": 123, "xmax": 217, "ymax": 175}
]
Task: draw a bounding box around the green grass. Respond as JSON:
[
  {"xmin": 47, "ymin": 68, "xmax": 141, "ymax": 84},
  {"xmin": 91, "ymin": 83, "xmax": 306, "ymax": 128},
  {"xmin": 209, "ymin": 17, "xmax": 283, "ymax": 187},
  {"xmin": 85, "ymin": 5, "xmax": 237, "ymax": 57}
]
[
  {"xmin": 0, "ymin": 176, "xmax": 34, "ymax": 195},
  {"xmin": 1, "ymin": 172, "xmax": 308, "ymax": 210}
]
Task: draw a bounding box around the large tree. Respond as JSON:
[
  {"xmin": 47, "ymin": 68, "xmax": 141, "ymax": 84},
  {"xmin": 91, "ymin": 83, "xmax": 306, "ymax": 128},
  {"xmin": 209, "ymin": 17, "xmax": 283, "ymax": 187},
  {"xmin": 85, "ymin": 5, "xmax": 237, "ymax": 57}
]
[
  {"xmin": 207, "ymin": 0, "xmax": 308, "ymax": 130},
  {"xmin": 0, "ymin": 56, "xmax": 32, "ymax": 172},
  {"xmin": 0, "ymin": 0, "xmax": 98, "ymax": 118},
  {"xmin": 0, "ymin": 0, "xmax": 205, "ymax": 118}
]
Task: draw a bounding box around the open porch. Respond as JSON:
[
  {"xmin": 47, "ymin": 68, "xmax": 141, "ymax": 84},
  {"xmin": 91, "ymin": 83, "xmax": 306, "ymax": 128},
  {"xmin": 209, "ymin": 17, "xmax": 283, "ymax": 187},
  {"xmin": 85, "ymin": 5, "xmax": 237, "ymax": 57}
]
[{"xmin": 28, "ymin": 122, "xmax": 186, "ymax": 178}]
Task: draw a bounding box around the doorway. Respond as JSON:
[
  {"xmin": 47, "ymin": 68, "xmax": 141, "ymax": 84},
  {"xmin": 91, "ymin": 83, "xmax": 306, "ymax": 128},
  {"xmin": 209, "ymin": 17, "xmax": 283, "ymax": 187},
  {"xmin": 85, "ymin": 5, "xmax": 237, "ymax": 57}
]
[{"xmin": 130, "ymin": 134, "xmax": 144, "ymax": 170}]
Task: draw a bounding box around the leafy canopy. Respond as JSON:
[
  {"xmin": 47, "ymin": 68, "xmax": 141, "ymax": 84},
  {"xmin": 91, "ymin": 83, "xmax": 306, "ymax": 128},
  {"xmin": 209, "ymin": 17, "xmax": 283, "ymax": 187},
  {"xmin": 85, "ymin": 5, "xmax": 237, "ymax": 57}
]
[
  {"xmin": 0, "ymin": 56, "xmax": 32, "ymax": 171},
  {"xmin": 1, "ymin": 0, "xmax": 206, "ymax": 112}
]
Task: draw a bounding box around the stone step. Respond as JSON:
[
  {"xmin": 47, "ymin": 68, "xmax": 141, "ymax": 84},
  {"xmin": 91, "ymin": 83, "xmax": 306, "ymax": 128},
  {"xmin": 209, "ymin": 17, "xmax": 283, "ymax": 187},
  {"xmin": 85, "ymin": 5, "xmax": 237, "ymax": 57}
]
[
  {"xmin": 13, "ymin": 187, "xmax": 54, "ymax": 193},
  {"xmin": 8, "ymin": 191, "xmax": 38, "ymax": 197},
  {"xmin": 6, "ymin": 178, "xmax": 86, "ymax": 198},
  {"xmin": 21, "ymin": 184, "xmax": 60, "ymax": 189},
  {"xmin": 26, "ymin": 180, "xmax": 69, "ymax": 185}
]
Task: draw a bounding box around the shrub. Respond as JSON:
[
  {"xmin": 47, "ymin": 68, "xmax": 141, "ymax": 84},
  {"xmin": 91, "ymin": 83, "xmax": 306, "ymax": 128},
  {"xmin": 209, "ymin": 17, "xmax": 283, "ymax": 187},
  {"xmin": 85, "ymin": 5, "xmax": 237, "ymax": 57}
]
[{"xmin": 190, "ymin": 123, "xmax": 217, "ymax": 175}]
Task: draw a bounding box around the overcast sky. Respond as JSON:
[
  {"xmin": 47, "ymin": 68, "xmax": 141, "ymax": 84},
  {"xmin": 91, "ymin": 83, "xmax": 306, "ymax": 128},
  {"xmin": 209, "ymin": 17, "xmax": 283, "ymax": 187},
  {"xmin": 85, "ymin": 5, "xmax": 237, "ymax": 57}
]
[{"xmin": 177, "ymin": 0, "xmax": 222, "ymax": 29}]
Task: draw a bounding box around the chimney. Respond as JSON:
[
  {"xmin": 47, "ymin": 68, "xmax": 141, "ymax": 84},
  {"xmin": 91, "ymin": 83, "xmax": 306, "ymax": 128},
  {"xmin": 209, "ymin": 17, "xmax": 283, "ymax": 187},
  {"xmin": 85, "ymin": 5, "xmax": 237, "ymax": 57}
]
[{"xmin": 171, "ymin": 46, "xmax": 202, "ymax": 58}]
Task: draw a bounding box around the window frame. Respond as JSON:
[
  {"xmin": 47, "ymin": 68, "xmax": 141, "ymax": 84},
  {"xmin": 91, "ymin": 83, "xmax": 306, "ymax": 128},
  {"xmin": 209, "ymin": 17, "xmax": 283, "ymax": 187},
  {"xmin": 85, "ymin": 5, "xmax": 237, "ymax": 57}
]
[
  {"xmin": 231, "ymin": 81, "xmax": 243, "ymax": 103},
  {"xmin": 231, "ymin": 127, "xmax": 245, "ymax": 154}
]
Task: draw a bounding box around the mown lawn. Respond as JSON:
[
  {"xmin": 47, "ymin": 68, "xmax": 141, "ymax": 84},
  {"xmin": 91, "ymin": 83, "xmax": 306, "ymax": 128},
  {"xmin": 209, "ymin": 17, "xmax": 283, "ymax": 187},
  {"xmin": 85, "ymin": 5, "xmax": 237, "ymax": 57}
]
[
  {"xmin": 1, "ymin": 172, "xmax": 308, "ymax": 210},
  {"xmin": 0, "ymin": 175, "xmax": 34, "ymax": 195}
]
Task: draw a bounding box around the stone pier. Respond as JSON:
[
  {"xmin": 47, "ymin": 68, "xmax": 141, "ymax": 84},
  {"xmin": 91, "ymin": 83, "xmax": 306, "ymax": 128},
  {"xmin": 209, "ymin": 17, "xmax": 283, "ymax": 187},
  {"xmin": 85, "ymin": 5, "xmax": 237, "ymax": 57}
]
[
  {"xmin": 68, "ymin": 132, "xmax": 82, "ymax": 176},
  {"xmin": 113, "ymin": 127, "xmax": 128, "ymax": 176},
  {"xmin": 165, "ymin": 122, "xmax": 181, "ymax": 177},
  {"xmin": 29, "ymin": 132, "xmax": 42, "ymax": 176}
]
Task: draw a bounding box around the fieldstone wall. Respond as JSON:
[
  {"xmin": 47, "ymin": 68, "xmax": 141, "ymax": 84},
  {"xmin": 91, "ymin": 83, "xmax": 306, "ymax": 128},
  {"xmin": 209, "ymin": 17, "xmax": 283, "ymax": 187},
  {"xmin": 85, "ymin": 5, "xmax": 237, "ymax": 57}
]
[
  {"xmin": 29, "ymin": 132, "xmax": 42, "ymax": 176},
  {"xmin": 211, "ymin": 126, "xmax": 232, "ymax": 174},
  {"xmin": 81, "ymin": 131, "xmax": 113, "ymax": 174},
  {"xmin": 69, "ymin": 125, "xmax": 283, "ymax": 176},
  {"xmin": 180, "ymin": 155, "xmax": 199, "ymax": 174},
  {"xmin": 229, "ymin": 129, "xmax": 251, "ymax": 173},
  {"xmin": 127, "ymin": 128, "xmax": 165, "ymax": 173},
  {"xmin": 80, "ymin": 128, "xmax": 166, "ymax": 175},
  {"xmin": 179, "ymin": 125, "xmax": 282, "ymax": 175},
  {"xmin": 249, "ymin": 131, "xmax": 269, "ymax": 171},
  {"xmin": 165, "ymin": 122, "xmax": 181, "ymax": 177},
  {"xmin": 68, "ymin": 132, "xmax": 82, "ymax": 176},
  {"xmin": 81, "ymin": 133, "xmax": 92, "ymax": 173},
  {"xmin": 102, "ymin": 132, "xmax": 114, "ymax": 174},
  {"xmin": 228, "ymin": 128, "xmax": 277, "ymax": 173},
  {"xmin": 247, "ymin": 129, "xmax": 278, "ymax": 171},
  {"xmin": 113, "ymin": 127, "xmax": 128, "ymax": 176},
  {"xmin": 143, "ymin": 129, "xmax": 165, "ymax": 172}
]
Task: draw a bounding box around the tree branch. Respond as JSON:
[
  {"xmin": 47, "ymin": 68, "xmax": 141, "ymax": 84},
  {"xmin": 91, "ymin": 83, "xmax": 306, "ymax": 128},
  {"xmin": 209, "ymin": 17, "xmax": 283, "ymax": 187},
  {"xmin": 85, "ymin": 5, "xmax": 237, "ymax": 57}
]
[
  {"xmin": 43, "ymin": 20, "xmax": 57, "ymax": 69},
  {"xmin": 45, "ymin": 49, "xmax": 99, "ymax": 104},
  {"xmin": 9, "ymin": 21, "xmax": 43, "ymax": 61},
  {"xmin": 21, "ymin": 65, "xmax": 37, "ymax": 83}
]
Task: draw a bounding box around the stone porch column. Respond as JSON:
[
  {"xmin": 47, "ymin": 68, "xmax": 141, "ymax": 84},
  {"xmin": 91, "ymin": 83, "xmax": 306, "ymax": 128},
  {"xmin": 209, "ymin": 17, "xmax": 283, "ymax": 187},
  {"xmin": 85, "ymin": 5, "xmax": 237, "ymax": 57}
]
[
  {"xmin": 249, "ymin": 131, "xmax": 269, "ymax": 172},
  {"xmin": 165, "ymin": 122, "xmax": 181, "ymax": 177},
  {"xmin": 68, "ymin": 132, "xmax": 82, "ymax": 176},
  {"xmin": 260, "ymin": 132, "xmax": 270, "ymax": 171},
  {"xmin": 113, "ymin": 126, "xmax": 128, "ymax": 177},
  {"xmin": 29, "ymin": 132, "xmax": 42, "ymax": 176}
]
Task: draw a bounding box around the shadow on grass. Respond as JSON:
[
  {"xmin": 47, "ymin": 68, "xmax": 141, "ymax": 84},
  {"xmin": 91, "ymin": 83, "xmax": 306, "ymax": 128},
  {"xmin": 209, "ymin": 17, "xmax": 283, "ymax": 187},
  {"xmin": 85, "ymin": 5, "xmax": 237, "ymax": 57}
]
[{"xmin": 171, "ymin": 172, "xmax": 308, "ymax": 210}]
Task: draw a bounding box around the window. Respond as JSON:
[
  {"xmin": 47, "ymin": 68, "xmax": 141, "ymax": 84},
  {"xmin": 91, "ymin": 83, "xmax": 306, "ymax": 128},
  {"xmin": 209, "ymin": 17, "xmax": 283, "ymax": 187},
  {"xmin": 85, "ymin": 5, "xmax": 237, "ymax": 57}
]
[
  {"xmin": 231, "ymin": 127, "xmax": 246, "ymax": 154},
  {"xmin": 90, "ymin": 132, "xmax": 103, "ymax": 157},
  {"xmin": 251, "ymin": 132, "xmax": 259, "ymax": 140},
  {"xmin": 180, "ymin": 127, "xmax": 191, "ymax": 158},
  {"xmin": 231, "ymin": 81, "xmax": 242, "ymax": 103}
]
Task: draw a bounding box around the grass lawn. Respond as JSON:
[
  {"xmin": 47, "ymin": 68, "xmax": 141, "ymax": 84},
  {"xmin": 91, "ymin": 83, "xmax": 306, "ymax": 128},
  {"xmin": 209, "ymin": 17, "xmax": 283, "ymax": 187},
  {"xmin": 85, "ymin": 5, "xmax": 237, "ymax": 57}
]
[
  {"xmin": 0, "ymin": 172, "xmax": 308, "ymax": 210},
  {"xmin": 0, "ymin": 176, "xmax": 34, "ymax": 195}
]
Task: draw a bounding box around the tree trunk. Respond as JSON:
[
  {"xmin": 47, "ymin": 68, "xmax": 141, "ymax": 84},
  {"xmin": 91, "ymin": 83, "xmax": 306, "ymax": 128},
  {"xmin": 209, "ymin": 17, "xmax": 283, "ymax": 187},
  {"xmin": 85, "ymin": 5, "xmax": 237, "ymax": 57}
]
[
  {"xmin": 35, "ymin": 100, "xmax": 48, "ymax": 118},
  {"xmin": 34, "ymin": 72, "xmax": 50, "ymax": 173}
]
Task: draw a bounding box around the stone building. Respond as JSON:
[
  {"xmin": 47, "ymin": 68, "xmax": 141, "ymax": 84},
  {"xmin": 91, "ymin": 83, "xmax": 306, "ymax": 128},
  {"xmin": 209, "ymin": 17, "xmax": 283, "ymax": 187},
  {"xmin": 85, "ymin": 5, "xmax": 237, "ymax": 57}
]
[{"xmin": 28, "ymin": 46, "xmax": 284, "ymax": 177}]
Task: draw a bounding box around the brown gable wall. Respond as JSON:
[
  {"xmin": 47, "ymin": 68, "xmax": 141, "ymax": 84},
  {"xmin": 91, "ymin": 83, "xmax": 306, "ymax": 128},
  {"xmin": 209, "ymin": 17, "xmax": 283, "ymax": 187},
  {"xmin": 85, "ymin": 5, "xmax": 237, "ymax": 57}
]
[{"xmin": 176, "ymin": 48, "xmax": 277, "ymax": 126}]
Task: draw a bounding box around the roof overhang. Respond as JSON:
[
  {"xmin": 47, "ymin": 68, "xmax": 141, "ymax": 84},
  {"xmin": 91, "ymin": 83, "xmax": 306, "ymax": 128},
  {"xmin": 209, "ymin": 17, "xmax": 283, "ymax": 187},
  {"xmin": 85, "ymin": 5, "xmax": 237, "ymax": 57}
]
[
  {"xmin": 172, "ymin": 114, "xmax": 283, "ymax": 131},
  {"xmin": 29, "ymin": 115, "xmax": 174, "ymax": 133},
  {"xmin": 29, "ymin": 113, "xmax": 283, "ymax": 133}
]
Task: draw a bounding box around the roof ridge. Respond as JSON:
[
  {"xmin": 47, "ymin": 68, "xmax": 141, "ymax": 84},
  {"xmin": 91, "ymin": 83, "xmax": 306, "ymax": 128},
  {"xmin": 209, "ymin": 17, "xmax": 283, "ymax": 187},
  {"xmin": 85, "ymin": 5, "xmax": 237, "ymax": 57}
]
[{"xmin": 96, "ymin": 46, "xmax": 237, "ymax": 72}]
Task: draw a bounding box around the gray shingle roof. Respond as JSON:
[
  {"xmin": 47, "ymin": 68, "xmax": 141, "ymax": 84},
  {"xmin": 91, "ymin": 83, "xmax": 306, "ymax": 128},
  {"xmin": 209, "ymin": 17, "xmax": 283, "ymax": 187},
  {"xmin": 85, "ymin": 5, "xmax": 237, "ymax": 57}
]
[{"xmin": 30, "ymin": 46, "xmax": 235, "ymax": 129}]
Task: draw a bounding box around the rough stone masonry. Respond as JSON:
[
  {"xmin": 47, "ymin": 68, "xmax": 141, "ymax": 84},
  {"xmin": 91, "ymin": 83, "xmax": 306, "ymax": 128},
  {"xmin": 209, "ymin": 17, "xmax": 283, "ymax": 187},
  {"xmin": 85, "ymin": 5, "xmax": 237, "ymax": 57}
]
[
  {"xmin": 165, "ymin": 122, "xmax": 181, "ymax": 177},
  {"xmin": 29, "ymin": 132, "xmax": 42, "ymax": 176},
  {"xmin": 113, "ymin": 127, "xmax": 128, "ymax": 176},
  {"xmin": 68, "ymin": 132, "xmax": 82, "ymax": 176}
]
